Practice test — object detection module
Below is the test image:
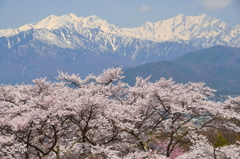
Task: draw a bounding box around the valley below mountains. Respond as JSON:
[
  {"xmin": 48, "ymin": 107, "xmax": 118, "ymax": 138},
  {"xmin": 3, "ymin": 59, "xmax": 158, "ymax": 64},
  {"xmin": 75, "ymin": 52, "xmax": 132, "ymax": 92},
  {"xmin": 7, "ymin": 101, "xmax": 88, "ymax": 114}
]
[{"xmin": 0, "ymin": 13, "xmax": 240, "ymax": 94}]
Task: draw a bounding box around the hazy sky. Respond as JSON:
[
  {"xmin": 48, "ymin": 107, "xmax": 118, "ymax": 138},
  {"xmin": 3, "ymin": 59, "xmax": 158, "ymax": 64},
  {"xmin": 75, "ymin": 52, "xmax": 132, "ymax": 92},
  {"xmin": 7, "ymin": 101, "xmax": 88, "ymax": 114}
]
[{"xmin": 0, "ymin": 0, "xmax": 239, "ymax": 29}]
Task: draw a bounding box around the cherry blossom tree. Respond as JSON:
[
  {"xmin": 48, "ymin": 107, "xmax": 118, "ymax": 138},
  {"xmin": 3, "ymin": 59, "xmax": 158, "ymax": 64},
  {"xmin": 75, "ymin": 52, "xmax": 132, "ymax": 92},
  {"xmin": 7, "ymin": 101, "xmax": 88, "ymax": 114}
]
[{"xmin": 0, "ymin": 67, "xmax": 239, "ymax": 159}]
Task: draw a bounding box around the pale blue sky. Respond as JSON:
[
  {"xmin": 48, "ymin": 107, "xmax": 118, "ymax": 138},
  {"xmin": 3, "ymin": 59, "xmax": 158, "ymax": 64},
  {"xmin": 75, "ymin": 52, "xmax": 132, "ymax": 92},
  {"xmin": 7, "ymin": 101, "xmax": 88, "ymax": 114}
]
[{"xmin": 0, "ymin": 0, "xmax": 239, "ymax": 29}]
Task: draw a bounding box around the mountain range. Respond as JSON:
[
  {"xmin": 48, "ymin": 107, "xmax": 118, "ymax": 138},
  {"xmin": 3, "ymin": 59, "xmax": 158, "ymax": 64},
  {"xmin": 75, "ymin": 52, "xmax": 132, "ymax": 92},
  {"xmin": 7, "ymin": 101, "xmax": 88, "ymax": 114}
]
[{"xmin": 0, "ymin": 13, "xmax": 240, "ymax": 85}]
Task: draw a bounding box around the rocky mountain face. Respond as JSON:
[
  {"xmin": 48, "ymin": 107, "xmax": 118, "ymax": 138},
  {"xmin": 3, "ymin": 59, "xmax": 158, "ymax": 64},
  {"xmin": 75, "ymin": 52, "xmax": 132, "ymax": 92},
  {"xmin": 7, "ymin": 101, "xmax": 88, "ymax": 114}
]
[{"xmin": 0, "ymin": 13, "xmax": 240, "ymax": 84}]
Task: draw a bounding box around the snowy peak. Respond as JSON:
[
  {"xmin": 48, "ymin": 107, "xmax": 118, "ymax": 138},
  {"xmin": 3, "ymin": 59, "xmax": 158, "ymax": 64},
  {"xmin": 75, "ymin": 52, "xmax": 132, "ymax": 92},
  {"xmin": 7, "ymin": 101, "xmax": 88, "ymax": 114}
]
[
  {"xmin": 129, "ymin": 13, "xmax": 232, "ymax": 42},
  {"xmin": 80, "ymin": 15, "xmax": 112, "ymax": 29},
  {"xmin": 142, "ymin": 21, "xmax": 154, "ymax": 29},
  {"xmin": 65, "ymin": 13, "xmax": 79, "ymax": 19},
  {"xmin": 153, "ymin": 13, "xmax": 226, "ymax": 29},
  {"xmin": 30, "ymin": 13, "xmax": 107, "ymax": 30},
  {"xmin": 173, "ymin": 13, "xmax": 185, "ymax": 21},
  {"xmin": 0, "ymin": 14, "xmax": 111, "ymax": 37}
]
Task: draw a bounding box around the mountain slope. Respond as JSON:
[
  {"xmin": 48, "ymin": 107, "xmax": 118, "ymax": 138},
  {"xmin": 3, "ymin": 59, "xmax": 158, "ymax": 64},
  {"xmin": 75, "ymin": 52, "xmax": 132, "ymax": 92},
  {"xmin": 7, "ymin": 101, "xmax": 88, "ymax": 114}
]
[
  {"xmin": 173, "ymin": 45, "xmax": 240, "ymax": 67},
  {"xmin": 123, "ymin": 46, "xmax": 240, "ymax": 94}
]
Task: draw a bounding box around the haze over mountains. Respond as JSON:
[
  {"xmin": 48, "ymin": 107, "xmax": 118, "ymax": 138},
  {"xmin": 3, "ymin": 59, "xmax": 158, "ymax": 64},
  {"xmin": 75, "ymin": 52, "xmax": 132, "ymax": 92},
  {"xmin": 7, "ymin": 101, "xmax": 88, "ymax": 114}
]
[{"xmin": 0, "ymin": 13, "xmax": 240, "ymax": 88}]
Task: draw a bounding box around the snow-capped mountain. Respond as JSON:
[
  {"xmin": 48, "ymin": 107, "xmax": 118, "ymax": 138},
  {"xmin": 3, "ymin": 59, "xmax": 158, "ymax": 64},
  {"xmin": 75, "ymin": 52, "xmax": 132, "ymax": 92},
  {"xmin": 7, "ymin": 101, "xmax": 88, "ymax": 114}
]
[
  {"xmin": 0, "ymin": 13, "xmax": 239, "ymax": 84},
  {"xmin": 1, "ymin": 13, "xmax": 239, "ymax": 48}
]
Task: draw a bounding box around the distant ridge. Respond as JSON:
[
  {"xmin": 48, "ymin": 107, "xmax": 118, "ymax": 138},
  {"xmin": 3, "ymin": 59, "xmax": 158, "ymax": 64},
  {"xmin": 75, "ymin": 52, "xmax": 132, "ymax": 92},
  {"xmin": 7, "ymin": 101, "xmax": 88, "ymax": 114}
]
[
  {"xmin": 123, "ymin": 45, "xmax": 240, "ymax": 94},
  {"xmin": 174, "ymin": 45, "xmax": 240, "ymax": 67}
]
